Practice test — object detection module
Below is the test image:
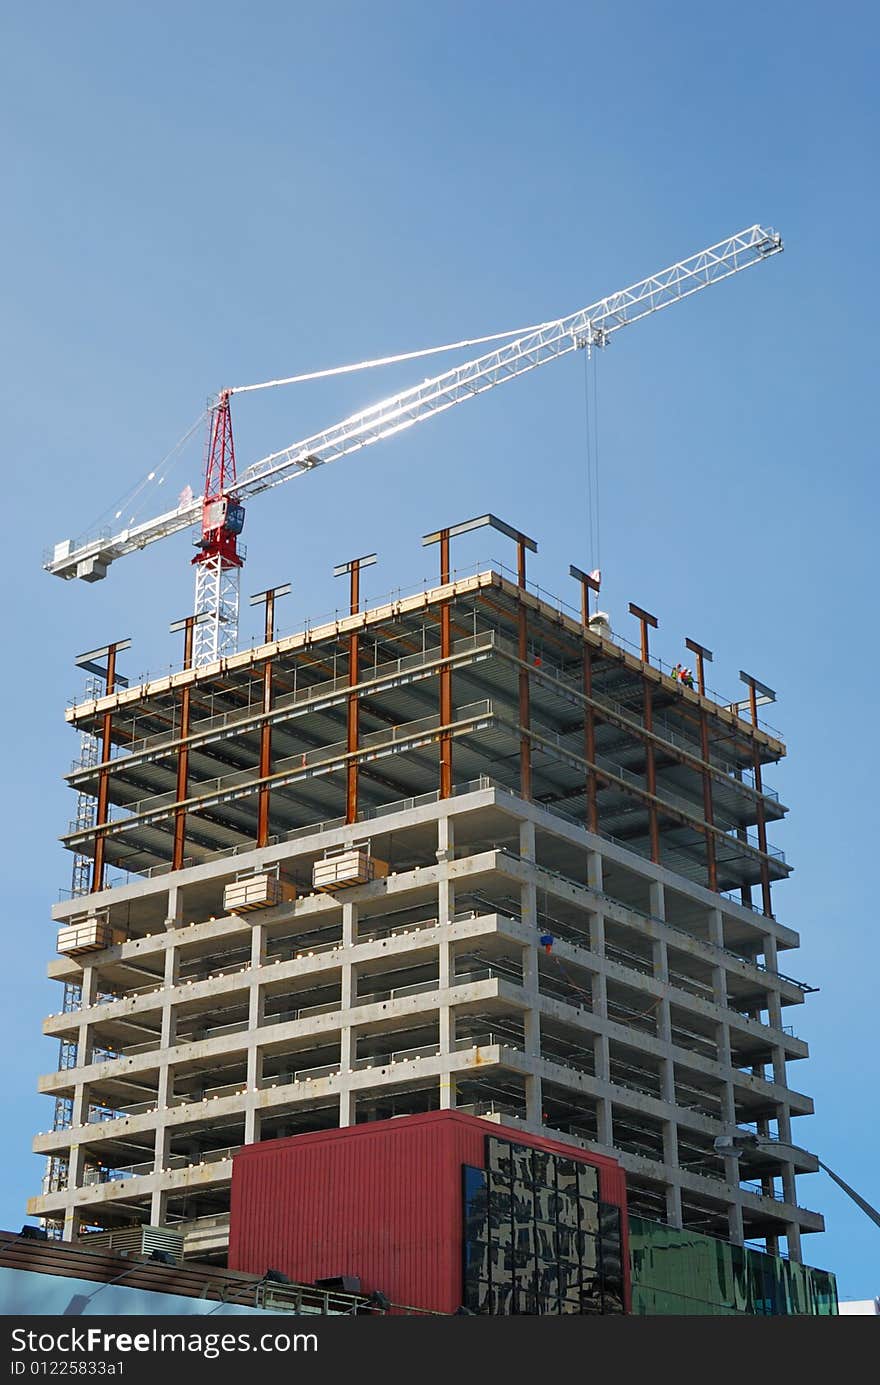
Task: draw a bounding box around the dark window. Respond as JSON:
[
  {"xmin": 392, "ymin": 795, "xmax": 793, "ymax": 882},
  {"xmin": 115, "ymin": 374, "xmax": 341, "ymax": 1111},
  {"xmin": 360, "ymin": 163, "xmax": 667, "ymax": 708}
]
[{"xmin": 462, "ymin": 1137, "xmax": 626, "ymax": 1314}]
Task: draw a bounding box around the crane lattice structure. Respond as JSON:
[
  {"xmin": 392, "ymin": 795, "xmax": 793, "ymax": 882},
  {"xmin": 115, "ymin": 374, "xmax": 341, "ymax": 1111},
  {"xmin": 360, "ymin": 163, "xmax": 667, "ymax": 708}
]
[{"xmin": 45, "ymin": 225, "xmax": 782, "ymax": 665}]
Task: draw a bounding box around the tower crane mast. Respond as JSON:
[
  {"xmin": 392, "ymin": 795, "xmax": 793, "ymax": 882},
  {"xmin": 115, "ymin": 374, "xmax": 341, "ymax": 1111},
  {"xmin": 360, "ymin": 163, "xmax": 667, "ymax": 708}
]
[{"xmin": 45, "ymin": 225, "xmax": 782, "ymax": 665}]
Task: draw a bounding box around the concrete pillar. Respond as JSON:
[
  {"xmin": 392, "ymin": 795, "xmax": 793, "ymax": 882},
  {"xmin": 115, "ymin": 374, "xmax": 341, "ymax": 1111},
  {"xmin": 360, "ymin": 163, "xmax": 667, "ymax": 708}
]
[
  {"xmin": 150, "ymin": 1121, "xmax": 171, "ymax": 1223},
  {"xmin": 597, "ymin": 1097, "xmax": 613, "ymax": 1147},
  {"xmin": 707, "ymin": 907, "xmax": 725, "ymax": 951},
  {"xmin": 149, "ymin": 1187, "xmax": 169, "ymax": 1225},
  {"xmin": 244, "ymin": 1106, "xmax": 261, "ymax": 1145},
  {"xmin": 727, "ymin": 1197, "xmax": 745, "ymax": 1245},
  {"xmin": 525, "ymin": 1071, "xmax": 542, "ymax": 1125},
  {"xmin": 785, "ymin": 1217, "xmax": 802, "ymax": 1264},
  {"xmin": 587, "ymin": 851, "xmax": 603, "ymax": 892},
  {"xmin": 588, "ymin": 910, "xmax": 605, "ymax": 956},
  {"xmin": 165, "ymin": 885, "xmax": 184, "ymax": 930},
  {"xmin": 75, "ymin": 966, "xmax": 98, "ymax": 1067},
  {"xmin": 246, "ymin": 945, "xmax": 265, "ymax": 1128},
  {"xmin": 342, "ymin": 902, "xmax": 358, "ymax": 947},
  {"xmin": 664, "ymin": 1177, "xmax": 683, "ymax": 1229},
  {"xmin": 70, "ymin": 1081, "xmax": 90, "ymax": 1131},
  {"xmin": 438, "ymin": 814, "xmax": 455, "ymax": 864},
  {"xmin": 62, "ymin": 1195, "xmax": 82, "ymax": 1242},
  {"xmin": 339, "ymin": 1086, "xmax": 354, "ymax": 1127},
  {"xmin": 519, "ymin": 820, "xmax": 535, "ymax": 862},
  {"xmin": 160, "ymin": 946, "xmax": 178, "ymax": 1049},
  {"xmin": 649, "ymin": 880, "xmax": 665, "ymax": 921}
]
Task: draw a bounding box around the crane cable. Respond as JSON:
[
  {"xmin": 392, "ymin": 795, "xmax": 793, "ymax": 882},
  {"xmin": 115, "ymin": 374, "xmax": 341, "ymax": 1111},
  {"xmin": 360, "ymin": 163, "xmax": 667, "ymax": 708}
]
[
  {"xmin": 74, "ymin": 409, "xmax": 207, "ymax": 546},
  {"xmin": 227, "ymin": 320, "xmax": 556, "ymax": 396},
  {"xmin": 582, "ymin": 347, "xmax": 601, "ymax": 575},
  {"xmin": 79, "ymin": 317, "xmax": 555, "ymax": 538}
]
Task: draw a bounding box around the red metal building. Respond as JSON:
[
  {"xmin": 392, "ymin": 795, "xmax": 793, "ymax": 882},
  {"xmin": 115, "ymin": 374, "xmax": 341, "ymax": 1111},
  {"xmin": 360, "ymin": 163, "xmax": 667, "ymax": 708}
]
[{"xmin": 229, "ymin": 1111, "xmax": 629, "ymax": 1315}]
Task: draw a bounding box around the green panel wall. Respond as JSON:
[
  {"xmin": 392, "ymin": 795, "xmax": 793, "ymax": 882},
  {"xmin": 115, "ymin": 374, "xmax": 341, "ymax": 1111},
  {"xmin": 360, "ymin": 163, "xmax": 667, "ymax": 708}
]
[{"xmin": 629, "ymin": 1216, "xmax": 838, "ymax": 1316}]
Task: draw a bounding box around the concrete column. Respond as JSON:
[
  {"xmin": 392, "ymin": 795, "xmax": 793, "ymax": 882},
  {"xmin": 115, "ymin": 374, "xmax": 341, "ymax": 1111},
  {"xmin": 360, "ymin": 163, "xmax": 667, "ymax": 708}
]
[
  {"xmin": 588, "ymin": 910, "xmax": 605, "ymax": 956},
  {"xmin": 150, "ymin": 1123, "xmax": 171, "ymax": 1223},
  {"xmin": 438, "ymin": 814, "xmax": 455, "ymax": 864},
  {"xmin": 75, "ymin": 966, "xmax": 98, "ymax": 1067},
  {"xmin": 339, "ymin": 1082, "xmax": 354, "ymax": 1126},
  {"xmin": 664, "ymin": 1176, "xmax": 683, "ymax": 1229},
  {"xmin": 437, "ymin": 817, "xmax": 456, "ymax": 1111},
  {"xmin": 519, "ymin": 820, "xmax": 535, "ymax": 862},
  {"xmin": 160, "ymin": 945, "xmax": 178, "ymax": 1049},
  {"xmin": 165, "ymin": 885, "xmax": 184, "ymax": 930},
  {"xmin": 149, "ymin": 1187, "xmax": 169, "ymax": 1225},
  {"xmin": 246, "ymin": 929, "xmax": 265, "ymax": 1137},
  {"xmin": 707, "ymin": 907, "xmax": 725, "ymax": 951},
  {"xmin": 587, "ymin": 851, "xmax": 603, "ymax": 892},
  {"xmin": 727, "ymin": 1197, "xmax": 745, "ymax": 1245},
  {"xmin": 70, "ymin": 1081, "xmax": 90, "ymax": 1131},
  {"xmin": 653, "ymin": 939, "xmax": 672, "ymax": 1050},
  {"xmin": 649, "ymin": 880, "xmax": 665, "ymax": 921},
  {"xmin": 521, "ymin": 916, "xmax": 542, "ymax": 1123},
  {"xmin": 342, "ymin": 902, "xmax": 358, "ymax": 947},
  {"xmin": 785, "ymin": 1215, "xmax": 802, "ymax": 1264},
  {"xmin": 244, "ymin": 1106, "xmax": 261, "ymax": 1145},
  {"xmin": 597, "ymin": 1097, "xmax": 613, "ymax": 1147},
  {"xmin": 61, "ymin": 1138, "xmax": 87, "ymax": 1238}
]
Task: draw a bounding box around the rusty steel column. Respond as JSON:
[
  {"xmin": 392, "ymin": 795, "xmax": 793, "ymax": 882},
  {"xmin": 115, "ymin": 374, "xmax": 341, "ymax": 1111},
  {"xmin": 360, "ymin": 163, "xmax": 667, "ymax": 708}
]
[
  {"xmin": 699, "ymin": 709, "xmax": 718, "ymax": 893},
  {"xmin": 76, "ymin": 638, "xmax": 130, "ymax": 894},
  {"xmin": 249, "ymin": 583, "xmax": 291, "ymax": 850},
  {"xmin": 91, "ymin": 646, "xmax": 116, "ymax": 892},
  {"xmin": 630, "ymin": 603, "xmax": 660, "ymax": 864},
  {"xmin": 439, "ymin": 529, "xmax": 453, "ymax": 799},
  {"xmin": 746, "ymin": 679, "xmax": 773, "ymax": 918},
  {"xmin": 583, "ymin": 648, "xmax": 598, "ymax": 832},
  {"xmin": 516, "ymin": 539, "xmax": 532, "ymax": 801},
  {"xmin": 423, "ymin": 515, "xmax": 537, "ymax": 801},
  {"xmin": 334, "ymin": 554, "xmax": 376, "ymax": 825},
  {"xmin": 642, "ymin": 682, "xmax": 661, "ymax": 865},
  {"xmin": 570, "ymin": 565, "xmax": 601, "ymax": 833},
  {"xmin": 738, "ymin": 671, "xmax": 778, "ymax": 919},
  {"xmin": 169, "ymin": 615, "xmax": 199, "ymax": 872},
  {"xmin": 687, "ymin": 637, "xmax": 717, "ymax": 893}
]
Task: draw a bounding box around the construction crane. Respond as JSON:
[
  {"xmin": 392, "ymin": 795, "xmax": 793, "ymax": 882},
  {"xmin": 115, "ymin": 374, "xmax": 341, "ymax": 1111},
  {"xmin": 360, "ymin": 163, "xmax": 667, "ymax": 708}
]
[{"xmin": 45, "ymin": 225, "xmax": 783, "ymax": 667}]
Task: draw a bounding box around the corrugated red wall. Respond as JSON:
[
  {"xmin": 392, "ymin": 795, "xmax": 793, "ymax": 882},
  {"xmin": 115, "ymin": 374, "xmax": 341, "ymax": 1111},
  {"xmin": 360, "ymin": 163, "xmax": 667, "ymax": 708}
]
[{"xmin": 229, "ymin": 1112, "xmax": 629, "ymax": 1314}]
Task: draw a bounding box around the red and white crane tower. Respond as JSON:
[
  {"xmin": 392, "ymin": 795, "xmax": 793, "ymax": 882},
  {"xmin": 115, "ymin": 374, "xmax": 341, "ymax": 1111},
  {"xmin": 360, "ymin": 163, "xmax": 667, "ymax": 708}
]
[{"xmin": 45, "ymin": 225, "xmax": 783, "ymax": 665}]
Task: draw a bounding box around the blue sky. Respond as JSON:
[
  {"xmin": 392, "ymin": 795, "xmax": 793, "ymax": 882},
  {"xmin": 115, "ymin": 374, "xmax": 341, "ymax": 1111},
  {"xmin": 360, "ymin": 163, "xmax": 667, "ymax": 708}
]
[{"xmin": 1, "ymin": 2, "xmax": 877, "ymax": 1301}]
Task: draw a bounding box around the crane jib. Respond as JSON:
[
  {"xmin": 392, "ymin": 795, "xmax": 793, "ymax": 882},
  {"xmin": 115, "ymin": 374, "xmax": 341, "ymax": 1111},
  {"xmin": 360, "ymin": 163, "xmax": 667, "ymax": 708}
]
[{"xmin": 44, "ymin": 224, "xmax": 782, "ymax": 606}]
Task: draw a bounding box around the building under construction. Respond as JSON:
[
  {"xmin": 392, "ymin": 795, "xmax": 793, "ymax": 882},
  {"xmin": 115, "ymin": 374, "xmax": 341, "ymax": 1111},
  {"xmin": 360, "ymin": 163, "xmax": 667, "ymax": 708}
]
[{"xmin": 30, "ymin": 524, "xmax": 830, "ymax": 1304}]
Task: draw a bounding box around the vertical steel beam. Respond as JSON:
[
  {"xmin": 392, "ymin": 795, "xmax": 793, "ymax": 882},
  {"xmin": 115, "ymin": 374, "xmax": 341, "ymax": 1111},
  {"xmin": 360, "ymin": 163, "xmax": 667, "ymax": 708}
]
[
  {"xmin": 630, "ymin": 604, "xmax": 660, "ymax": 863},
  {"xmin": 74, "ymin": 639, "xmax": 130, "ymax": 893},
  {"xmin": 748, "ymin": 683, "xmax": 773, "ymax": 918},
  {"xmin": 629, "ymin": 601, "xmax": 658, "ymax": 665},
  {"xmin": 439, "ymin": 529, "xmax": 453, "ymax": 799},
  {"xmin": 686, "ymin": 638, "xmax": 717, "ymax": 892},
  {"xmin": 248, "ymin": 584, "xmax": 291, "ymax": 850},
  {"xmin": 169, "ymin": 615, "xmax": 201, "ymax": 872},
  {"xmin": 334, "ymin": 554, "xmax": 376, "ymax": 825},
  {"xmin": 685, "ymin": 636, "xmax": 713, "ymax": 698},
  {"xmin": 740, "ymin": 672, "xmax": 777, "ymax": 919},
  {"xmin": 643, "ymin": 680, "xmax": 661, "ymax": 865},
  {"xmin": 91, "ymin": 647, "xmax": 116, "ymax": 892},
  {"xmin": 700, "ymin": 709, "xmax": 718, "ymax": 893},
  {"xmin": 570, "ymin": 566, "xmax": 601, "ymax": 833},
  {"xmin": 516, "ymin": 535, "xmax": 532, "ymax": 800},
  {"xmin": 422, "ymin": 515, "xmax": 537, "ymax": 801}
]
